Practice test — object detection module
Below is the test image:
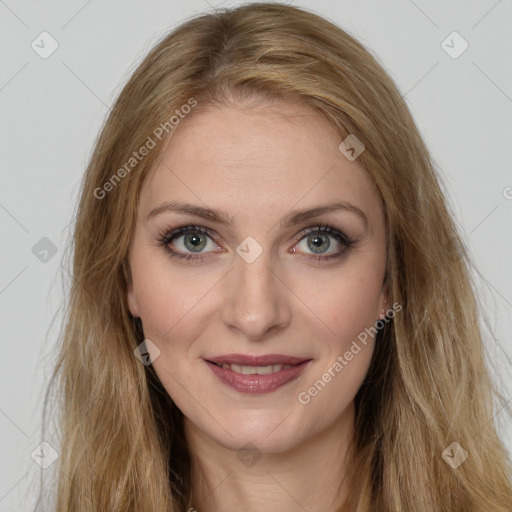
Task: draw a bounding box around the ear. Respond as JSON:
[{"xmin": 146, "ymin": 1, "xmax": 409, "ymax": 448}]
[
  {"xmin": 377, "ymin": 284, "xmax": 391, "ymax": 321},
  {"xmin": 127, "ymin": 283, "xmax": 140, "ymax": 318}
]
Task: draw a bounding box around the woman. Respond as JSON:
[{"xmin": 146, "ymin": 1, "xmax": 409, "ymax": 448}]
[{"xmin": 38, "ymin": 2, "xmax": 512, "ymax": 511}]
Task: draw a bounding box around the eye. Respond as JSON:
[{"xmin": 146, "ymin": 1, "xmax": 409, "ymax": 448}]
[
  {"xmin": 156, "ymin": 224, "xmax": 356, "ymax": 262},
  {"xmin": 157, "ymin": 225, "xmax": 220, "ymax": 262},
  {"xmin": 292, "ymin": 225, "xmax": 355, "ymax": 261}
]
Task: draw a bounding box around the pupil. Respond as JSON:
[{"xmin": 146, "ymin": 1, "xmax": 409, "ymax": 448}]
[
  {"xmin": 185, "ymin": 233, "xmax": 206, "ymax": 251},
  {"xmin": 308, "ymin": 234, "xmax": 329, "ymax": 254}
]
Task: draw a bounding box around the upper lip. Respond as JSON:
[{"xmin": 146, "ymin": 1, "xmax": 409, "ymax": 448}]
[{"xmin": 205, "ymin": 354, "xmax": 311, "ymax": 366}]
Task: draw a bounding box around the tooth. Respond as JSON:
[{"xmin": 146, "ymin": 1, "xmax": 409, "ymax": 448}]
[
  {"xmin": 255, "ymin": 365, "xmax": 274, "ymax": 375},
  {"xmin": 241, "ymin": 366, "xmax": 258, "ymax": 375},
  {"xmin": 224, "ymin": 364, "xmax": 288, "ymax": 374}
]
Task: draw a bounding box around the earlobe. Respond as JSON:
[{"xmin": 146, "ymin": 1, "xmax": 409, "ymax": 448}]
[
  {"xmin": 127, "ymin": 285, "xmax": 140, "ymax": 318},
  {"xmin": 378, "ymin": 286, "xmax": 391, "ymax": 321}
]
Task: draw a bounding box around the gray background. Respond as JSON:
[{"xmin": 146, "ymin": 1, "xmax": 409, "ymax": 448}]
[{"xmin": 1, "ymin": 0, "xmax": 511, "ymax": 509}]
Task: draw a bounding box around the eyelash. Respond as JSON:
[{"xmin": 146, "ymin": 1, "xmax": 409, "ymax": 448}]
[{"xmin": 156, "ymin": 224, "xmax": 356, "ymax": 263}]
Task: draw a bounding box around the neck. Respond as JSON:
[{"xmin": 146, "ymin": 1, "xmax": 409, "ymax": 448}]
[{"xmin": 184, "ymin": 403, "xmax": 356, "ymax": 512}]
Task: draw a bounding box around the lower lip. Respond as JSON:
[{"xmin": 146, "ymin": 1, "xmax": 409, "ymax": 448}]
[{"xmin": 205, "ymin": 360, "xmax": 311, "ymax": 394}]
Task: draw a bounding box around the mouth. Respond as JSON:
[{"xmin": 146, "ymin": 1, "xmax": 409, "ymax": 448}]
[
  {"xmin": 205, "ymin": 353, "xmax": 310, "ymax": 366},
  {"xmin": 204, "ymin": 354, "xmax": 312, "ymax": 394},
  {"xmin": 208, "ymin": 361, "xmax": 298, "ymax": 375}
]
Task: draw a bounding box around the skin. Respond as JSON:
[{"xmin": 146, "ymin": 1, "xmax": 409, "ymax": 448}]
[{"xmin": 127, "ymin": 97, "xmax": 389, "ymax": 512}]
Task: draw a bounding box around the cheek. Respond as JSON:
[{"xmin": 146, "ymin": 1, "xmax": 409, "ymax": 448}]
[
  {"xmin": 130, "ymin": 248, "xmax": 219, "ymax": 342},
  {"xmin": 297, "ymin": 258, "xmax": 384, "ymax": 345},
  {"xmin": 294, "ymin": 271, "xmax": 381, "ymax": 421},
  {"xmin": 290, "ymin": 258, "xmax": 383, "ymax": 403},
  {"xmin": 130, "ymin": 260, "xmax": 210, "ymax": 400}
]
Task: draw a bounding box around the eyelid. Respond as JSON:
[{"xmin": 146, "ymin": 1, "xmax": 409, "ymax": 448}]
[
  {"xmin": 159, "ymin": 223, "xmax": 351, "ymax": 243},
  {"xmin": 292, "ymin": 224, "xmax": 353, "ymax": 244},
  {"xmin": 158, "ymin": 224, "xmax": 217, "ymax": 244},
  {"xmin": 157, "ymin": 225, "xmax": 221, "ymax": 257},
  {"xmin": 156, "ymin": 223, "xmax": 355, "ymax": 261}
]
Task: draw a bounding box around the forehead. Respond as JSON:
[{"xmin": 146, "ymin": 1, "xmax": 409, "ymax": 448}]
[{"xmin": 138, "ymin": 100, "xmax": 382, "ymax": 229}]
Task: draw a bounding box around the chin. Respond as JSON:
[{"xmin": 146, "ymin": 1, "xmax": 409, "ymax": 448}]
[{"xmin": 194, "ymin": 407, "xmax": 308, "ymax": 455}]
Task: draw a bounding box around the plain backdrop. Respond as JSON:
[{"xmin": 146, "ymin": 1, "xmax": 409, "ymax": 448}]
[{"xmin": 0, "ymin": 0, "xmax": 511, "ymax": 510}]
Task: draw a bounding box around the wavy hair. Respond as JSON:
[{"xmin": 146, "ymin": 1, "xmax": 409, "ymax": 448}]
[{"xmin": 36, "ymin": 2, "xmax": 512, "ymax": 511}]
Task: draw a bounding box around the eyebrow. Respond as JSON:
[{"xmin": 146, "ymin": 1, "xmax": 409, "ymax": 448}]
[{"xmin": 147, "ymin": 200, "xmax": 369, "ymax": 229}]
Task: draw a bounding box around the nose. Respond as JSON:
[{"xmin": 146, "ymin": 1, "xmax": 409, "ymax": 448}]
[{"xmin": 220, "ymin": 251, "xmax": 292, "ymax": 340}]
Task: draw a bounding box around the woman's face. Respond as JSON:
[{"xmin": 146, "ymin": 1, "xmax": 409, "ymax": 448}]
[{"xmin": 127, "ymin": 98, "xmax": 388, "ymax": 453}]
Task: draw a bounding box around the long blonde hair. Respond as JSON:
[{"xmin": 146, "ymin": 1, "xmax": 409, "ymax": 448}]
[{"xmin": 37, "ymin": 2, "xmax": 512, "ymax": 511}]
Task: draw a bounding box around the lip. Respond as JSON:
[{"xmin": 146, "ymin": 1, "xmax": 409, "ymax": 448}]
[
  {"xmin": 204, "ymin": 354, "xmax": 312, "ymax": 394},
  {"xmin": 205, "ymin": 353, "xmax": 310, "ymax": 366}
]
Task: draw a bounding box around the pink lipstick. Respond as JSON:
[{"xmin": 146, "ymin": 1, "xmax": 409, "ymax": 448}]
[{"xmin": 204, "ymin": 354, "xmax": 312, "ymax": 394}]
